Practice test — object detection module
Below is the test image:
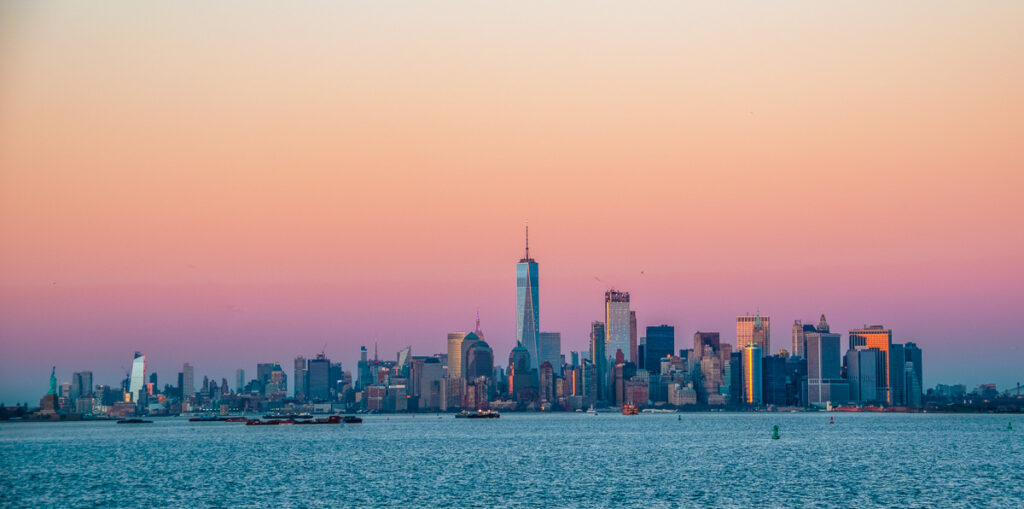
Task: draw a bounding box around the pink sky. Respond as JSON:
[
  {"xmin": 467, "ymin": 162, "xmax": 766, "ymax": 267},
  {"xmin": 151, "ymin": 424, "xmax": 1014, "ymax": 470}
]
[{"xmin": 1, "ymin": 1, "xmax": 1022, "ymax": 402}]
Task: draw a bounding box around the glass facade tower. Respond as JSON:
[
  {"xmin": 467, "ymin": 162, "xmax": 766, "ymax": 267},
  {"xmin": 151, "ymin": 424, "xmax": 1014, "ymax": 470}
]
[{"xmin": 516, "ymin": 227, "xmax": 540, "ymax": 371}]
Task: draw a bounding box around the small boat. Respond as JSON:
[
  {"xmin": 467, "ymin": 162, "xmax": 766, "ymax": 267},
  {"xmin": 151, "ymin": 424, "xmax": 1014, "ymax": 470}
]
[
  {"xmin": 585, "ymin": 405, "xmax": 597, "ymax": 415},
  {"xmin": 117, "ymin": 418, "xmax": 153, "ymax": 424},
  {"xmin": 622, "ymin": 404, "xmax": 639, "ymax": 415},
  {"xmin": 455, "ymin": 409, "xmax": 500, "ymax": 419}
]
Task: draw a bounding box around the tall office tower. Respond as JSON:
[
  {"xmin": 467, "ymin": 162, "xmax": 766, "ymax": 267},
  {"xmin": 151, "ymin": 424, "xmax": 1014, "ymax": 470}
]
[
  {"xmin": 539, "ymin": 362, "xmax": 555, "ymax": 404},
  {"xmin": 849, "ymin": 326, "xmax": 893, "ymax": 403},
  {"xmin": 447, "ymin": 332, "xmax": 469, "ymax": 380},
  {"xmin": 465, "ymin": 335, "xmax": 494, "ymax": 380},
  {"xmin": 589, "ymin": 322, "xmax": 606, "ymax": 402},
  {"xmin": 397, "ymin": 346, "xmax": 412, "ymax": 373},
  {"xmin": 293, "ymin": 357, "xmax": 307, "ymax": 399},
  {"xmin": 761, "ymin": 356, "xmax": 787, "ymax": 406},
  {"xmin": 792, "ymin": 315, "xmax": 829, "ymax": 358},
  {"xmin": 889, "ymin": 343, "xmax": 906, "ymax": 406},
  {"xmin": 235, "ymin": 369, "xmax": 245, "ymax": 393},
  {"xmin": 903, "ymin": 342, "xmax": 923, "ymax": 408},
  {"xmin": 539, "ymin": 332, "xmax": 562, "ymax": 377},
  {"xmin": 182, "ymin": 363, "xmax": 195, "ymax": 398},
  {"xmin": 71, "ymin": 371, "xmax": 93, "ymax": 400},
  {"xmin": 128, "ymin": 352, "xmax": 146, "ymax": 402},
  {"xmin": 644, "ymin": 325, "xmax": 674, "ymax": 373},
  {"xmin": 629, "ymin": 311, "xmax": 638, "ymax": 364},
  {"xmin": 605, "ymin": 290, "xmax": 631, "ymax": 362},
  {"xmin": 805, "ymin": 331, "xmax": 848, "ymax": 406},
  {"xmin": 329, "ymin": 362, "xmax": 343, "ymax": 398},
  {"xmin": 508, "ymin": 343, "xmax": 535, "ymax": 402},
  {"xmin": 741, "ymin": 345, "xmax": 763, "ymax": 406},
  {"xmin": 516, "ymin": 226, "xmax": 540, "ymax": 370},
  {"xmin": 306, "ymin": 354, "xmax": 330, "ymax": 401},
  {"xmin": 256, "ymin": 363, "xmax": 274, "ymax": 386},
  {"xmin": 845, "ymin": 348, "xmax": 885, "ymax": 404},
  {"xmin": 737, "ymin": 313, "xmax": 771, "ymax": 355},
  {"xmin": 357, "ymin": 346, "xmax": 372, "ymax": 390},
  {"xmin": 693, "ymin": 332, "xmax": 720, "ymax": 358},
  {"xmin": 581, "ymin": 361, "xmax": 597, "ymax": 407}
]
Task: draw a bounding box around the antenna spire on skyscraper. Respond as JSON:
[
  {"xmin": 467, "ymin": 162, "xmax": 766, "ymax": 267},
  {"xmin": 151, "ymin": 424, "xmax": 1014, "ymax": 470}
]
[
  {"xmin": 525, "ymin": 223, "xmax": 530, "ymax": 260},
  {"xmin": 475, "ymin": 308, "xmax": 482, "ymax": 335}
]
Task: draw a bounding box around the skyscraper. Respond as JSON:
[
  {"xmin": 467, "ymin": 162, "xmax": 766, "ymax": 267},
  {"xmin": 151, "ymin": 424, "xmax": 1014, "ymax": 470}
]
[
  {"xmin": 849, "ymin": 326, "xmax": 893, "ymax": 403},
  {"xmin": 904, "ymin": 342, "xmax": 923, "ymax": 408},
  {"xmin": 605, "ymin": 290, "xmax": 631, "ymax": 362},
  {"xmin": 516, "ymin": 226, "xmax": 540, "ymax": 370},
  {"xmin": 806, "ymin": 331, "xmax": 848, "ymax": 406},
  {"xmin": 737, "ymin": 313, "xmax": 770, "ymax": 355},
  {"xmin": 447, "ymin": 332, "xmax": 468, "ymax": 380},
  {"xmin": 539, "ymin": 332, "xmax": 562, "ymax": 377},
  {"xmin": 71, "ymin": 371, "xmax": 93, "ymax": 400},
  {"xmin": 128, "ymin": 352, "xmax": 146, "ymax": 402},
  {"xmin": 846, "ymin": 347, "xmax": 884, "ymax": 404},
  {"xmin": 182, "ymin": 363, "xmax": 195, "ymax": 399},
  {"xmin": 741, "ymin": 344, "xmax": 762, "ymax": 406},
  {"xmin": 307, "ymin": 354, "xmax": 330, "ymax": 401},
  {"xmin": 294, "ymin": 356, "xmax": 307, "ymax": 399},
  {"xmin": 792, "ymin": 315, "xmax": 828, "ymax": 358},
  {"xmin": 644, "ymin": 325, "xmax": 674, "ymax": 373},
  {"xmin": 629, "ymin": 311, "xmax": 638, "ymax": 365},
  {"xmin": 589, "ymin": 321, "xmax": 606, "ymax": 402},
  {"xmin": 235, "ymin": 369, "xmax": 245, "ymax": 393},
  {"xmin": 693, "ymin": 332, "xmax": 720, "ymax": 358}
]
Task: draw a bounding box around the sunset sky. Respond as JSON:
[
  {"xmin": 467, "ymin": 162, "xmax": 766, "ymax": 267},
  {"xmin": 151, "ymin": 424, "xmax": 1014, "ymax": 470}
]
[{"xmin": 1, "ymin": 1, "xmax": 1022, "ymax": 402}]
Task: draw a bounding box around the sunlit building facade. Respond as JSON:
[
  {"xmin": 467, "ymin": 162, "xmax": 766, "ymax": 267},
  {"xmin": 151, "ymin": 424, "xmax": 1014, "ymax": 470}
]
[
  {"xmin": 128, "ymin": 353, "xmax": 146, "ymax": 402},
  {"xmin": 741, "ymin": 344, "xmax": 762, "ymax": 406},
  {"xmin": 849, "ymin": 326, "xmax": 892, "ymax": 403},
  {"xmin": 605, "ymin": 290, "xmax": 631, "ymax": 362},
  {"xmin": 737, "ymin": 313, "xmax": 770, "ymax": 355}
]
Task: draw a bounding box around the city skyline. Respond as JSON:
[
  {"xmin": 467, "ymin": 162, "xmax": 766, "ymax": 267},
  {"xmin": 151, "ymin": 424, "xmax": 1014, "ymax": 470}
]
[{"xmin": 2, "ymin": 1, "xmax": 1022, "ymax": 403}]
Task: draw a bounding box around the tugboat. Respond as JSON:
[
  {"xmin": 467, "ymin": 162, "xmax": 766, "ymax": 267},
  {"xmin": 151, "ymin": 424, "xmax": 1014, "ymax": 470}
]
[
  {"xmin": 622, "ymin": 404, "xmax": 639, "ymax": 415},
  {"xmin": 455, "ymin": 409, "xmax": 500, "ymax": 419},
  {"xmin": 117, "ymin": 418, "xmax": 153, "ymax": 424},
  {"xmin": 342, "ymin": 415, "xmax": 362, "ymax": 424}
]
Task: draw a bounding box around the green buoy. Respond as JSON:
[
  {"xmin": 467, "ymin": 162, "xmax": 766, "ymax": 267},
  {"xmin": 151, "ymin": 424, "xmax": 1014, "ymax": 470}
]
[
  {"xmin": 771, "ymin": 424, "xmax": 780, "ymax": 440},
  {"xmin": 1009, "ymin": 422, "xmax": 1013, "ymax": 431}
]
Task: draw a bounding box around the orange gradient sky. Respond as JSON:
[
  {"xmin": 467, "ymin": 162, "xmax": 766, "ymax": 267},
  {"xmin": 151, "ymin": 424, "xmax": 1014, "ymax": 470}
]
[{"xmin": 1, "ymin": 1, "xmax": 1022, "ymax": 401}]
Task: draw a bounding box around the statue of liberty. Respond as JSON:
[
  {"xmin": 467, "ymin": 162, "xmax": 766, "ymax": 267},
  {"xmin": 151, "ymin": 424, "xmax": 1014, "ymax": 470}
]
[{"xmin": 48, "ymin": 367, "xmax": 57, "ymax": 395}]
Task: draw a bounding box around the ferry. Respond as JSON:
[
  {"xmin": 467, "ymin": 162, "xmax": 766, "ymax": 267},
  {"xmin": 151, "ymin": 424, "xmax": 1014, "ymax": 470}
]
[
  {"xmin": 455, "ymin": 409, "xmax": 500, "ymax": 419},
  {"xmin": 622, "ymin": 404, "xmax": 639, "ymax": 415}
]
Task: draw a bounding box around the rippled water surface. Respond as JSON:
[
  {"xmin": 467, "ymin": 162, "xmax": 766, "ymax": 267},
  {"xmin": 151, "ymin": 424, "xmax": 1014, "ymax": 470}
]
[{"xmin": 2, "ymin": 413, "xmax": 1022, "ymax": 507}]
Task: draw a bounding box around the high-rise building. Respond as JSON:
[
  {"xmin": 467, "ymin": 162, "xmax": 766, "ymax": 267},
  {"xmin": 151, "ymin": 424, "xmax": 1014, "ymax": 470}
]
[
  {"xmin": 464, "ymin": 334, "xmax": 494, "ymax": 380},
  {"xmin": 904, "ymin": 342, "xmax": 923, "ymax": 408},
  {"xmin": 846, "ymin": 347, "xmax": 885, "ymax": 404},
  {"xmin": 605, "ymin": 290, "xmax": 631, "ymax": 362},
  {"xmin": 589, "ymin": 322, "xmax": 606, "ymax": 402},
  {"xmin": 806, "ymin": 331, "xmax": 848, "ymax": 406},
  {"xmin": 410, "ymin": 356, "xmax": 443, "ymax": 411},
  {"xmin": 644, "ymin": 325, "xmax": 674, "ymax": 373},
  {"xmin": 761, "ymin": 355, "xmax": 787, "ymax": 406},
  {"xmin": 792, "ymin": 314, "xmax": 829, "ymax": 358},
  {"xmin": 516, "ymin": 226, "xmax": 540, "ymax": 371},
  {"xmin": 693, "ymin": 332, "xmax": 720, "ymax": 358},
  {"xmin": 357, "ymin": 346, "xmax": 372, "ymax": 390},
  {"xmin": 539, "ymin": 332, "xmax": 562, "ymax": 377},
  {"xmin": 889, "ymin": 343, "xmax": 906, "ymax": 406},
  {"xmin": 849, "ymin": 326, "xmax": 893, "ymax": 403},
  {"xmin": 293, "ymin": 356, "xmax": 307, "ymax": 399},
  {"xmin": 182, "ymin": 363, "xmax": 195, "ymax": 399},
  {"xmin": 508, "ymin": 343, "xmax": 535, "ymax": 403},
  {"xmin": 737, "ymin": 313, "xmax": 770, "ymax": 355},
  {"xmin": 71, "ymin": 371, "xmax": 93, "ymax": 400},
  {"xmin": 629, "ymin": 311, "xmax": 638, "ymax": 365},
  {"xmin": 447, "ymin": 332, "xmax": 469, "ymax": 381},
  {"xmin": 235, "ymin": 369, "xmax": 245, "ymax": 393},
  {"xmin": 307, "ymin": 354, "xmax": 330, "ymax": 401},
  {"xmin": 128, "ymin": 352, "xmax": 146, "ymax": 402},
  {"xmin": 741, "ymin": 344, "xmax": 762, "ymax": 406}
]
